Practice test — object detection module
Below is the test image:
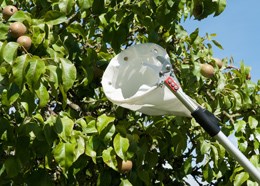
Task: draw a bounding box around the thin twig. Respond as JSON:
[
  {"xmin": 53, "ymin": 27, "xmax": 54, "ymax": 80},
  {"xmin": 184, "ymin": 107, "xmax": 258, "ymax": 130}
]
[
  {"xmin": 222, "ymin": 111, "xmax": 241, "ymax": 124},
  {"xmin": 225, "ymin": 65, "xmax": 239, "ymax": 70},
  {"xmin": 67, "ymin": 98, "xmax": 81, "ymax": 112}
]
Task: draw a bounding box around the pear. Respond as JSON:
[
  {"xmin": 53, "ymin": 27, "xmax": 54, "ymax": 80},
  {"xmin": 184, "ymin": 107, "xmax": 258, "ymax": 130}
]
[
  {"xmin": 2, "ymin": 5, "xmax": 18, "ymax": 21},
  {"xmin": 9, "ymin": 22, "xmax": 27, "ymax": 38},
  {"xmin": 118, "ymin": 159, "xmax": 133, "ymax": 173},
  {"xmin": 17, "ymin": 35, "xmax": 32, "ymax": 51},
  {"xmin": 200, "ymin": 63, "xmax": 215, "ymax": 78},
  {"xmin": 213, "ymin": 57, "xmax": 223, "ymax": 68}
]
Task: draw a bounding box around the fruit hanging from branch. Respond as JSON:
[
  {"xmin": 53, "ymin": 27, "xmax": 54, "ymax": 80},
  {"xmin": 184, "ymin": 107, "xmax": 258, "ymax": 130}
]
[
  {"xmin": 9, "ymin": 22, "xmax": 27, "ymax": 38},
  {"xmin": 117, "ymin": 159, "xmax": 133, "ymax": 173},
  {"xmin": 2, "ymin": 5, "xmax": 18, "ymax": 21},
  {"xmin": 213, "ymin": 57, "xmax": 223, "ymax": 68},
  {"xmin": 200, "ymin": 63, "xmax": 215, "ymax": 78},
  {"xmin": 17, "ymin": 35, "xmax": 32, "ymax": 51}
]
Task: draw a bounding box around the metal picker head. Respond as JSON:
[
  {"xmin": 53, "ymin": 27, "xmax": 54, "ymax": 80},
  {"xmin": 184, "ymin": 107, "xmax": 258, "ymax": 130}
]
[
  {"xmin": 156, "ymin": 55, "xmax": 180, "ymax": 87},
  {"xmin": 101, "ymin": 43, "xmax": 191, "ymax": 117}
]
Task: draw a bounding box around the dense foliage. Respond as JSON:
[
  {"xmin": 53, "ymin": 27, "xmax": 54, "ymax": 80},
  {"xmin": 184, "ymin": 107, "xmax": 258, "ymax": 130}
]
[{"xmin": 0, "ymin": 0, "xmax": 259, "ymax": 185}]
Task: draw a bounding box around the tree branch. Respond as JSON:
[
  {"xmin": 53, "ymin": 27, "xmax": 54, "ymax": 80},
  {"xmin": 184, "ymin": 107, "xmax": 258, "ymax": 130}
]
[
  {"xmin": 67, "ymin": 98, "xmax": 81, "ymax": 112},
  {"xmin": 222, "ymin": 111, "xmax": 241, "ymax": 124}
]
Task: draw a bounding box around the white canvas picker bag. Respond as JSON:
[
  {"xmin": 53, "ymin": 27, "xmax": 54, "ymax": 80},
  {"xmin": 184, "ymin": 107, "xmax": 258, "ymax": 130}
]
[{"xmin": 101, "ymin": 43, "xmax": 192, "ymax": 117}]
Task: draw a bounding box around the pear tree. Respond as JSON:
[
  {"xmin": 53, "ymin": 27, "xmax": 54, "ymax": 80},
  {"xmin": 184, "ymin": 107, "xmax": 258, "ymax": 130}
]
[{"xmin": 0, "ymin": 0, "xmax": 259, "ymax": 185}]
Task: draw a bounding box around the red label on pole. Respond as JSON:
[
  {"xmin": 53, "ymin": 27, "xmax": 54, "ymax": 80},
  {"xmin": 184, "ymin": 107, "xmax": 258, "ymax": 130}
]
[{"xmin": 164, "ymin": 76, "xmax": 180, "ymax": 92}]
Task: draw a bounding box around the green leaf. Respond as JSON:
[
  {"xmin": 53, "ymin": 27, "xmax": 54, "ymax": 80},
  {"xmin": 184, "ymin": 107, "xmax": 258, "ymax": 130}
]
[
  {"xmin": 223, "ymin": 96, "xmax": 231, "ymax": 108},
  {"xmin": 59, "ymin": 0, "xmax": 75, "ymax": 14},
  {"xmin": 12, "ymin": 54, "xmax": 29, "ymax": 88},
  {"xmin": 21, "ymin": 90, "xmax": 37, "ymax": 115},
  {"xmin": 202, "ymin": 163, "xmax": 213, "ymax": 182},
  {"xmin": 96, "ymin": 114, "xmax": 115, "ymax": 134},
  {"xmin": 102, "ymin": 147, "xmax": 118, "ymax": 171},
  {"xmin": 85, "ymin": 136, "xmax": 98, "ymax": 163},
  {"xmin": 200, "ymin": 140, "xmax": 211, "ymax": 154},
  {"xmin": 167, "ymin": 0, "xmax": 174, "ymax": 7},
  {"xmin": 78, "ymin": 0, "xmax": 94, "ymax": 11},
  {"xmin": 84, "ymin": 120, "xmax": 98, "ymax": 134},
  {"xmin": 35, "ymin": 82, "xmax": 49, "ymax": 108},
  {"xmin": 234, "ymin": 120, "xmax": 246, "ymax": 133},
  {"xmin": 43, "ymin": 121, "xmax": 57, "ymax": 146},
  {"xmin": 25, "ymin": 56, "xmax": 46, "ymax": 89},
  {"xmin": 1, "ymin": 89, "xmax": 10, "ymax": 106},
  {"xmin": 238, "ymin": 139, "xmax": 248, "ymax": 152},
  {"xmin": 46, "ymin": 64, "xmax": 60, "ymax": 89},
  {"xmin": 54, "ymin": 116, "xmax": 74, "ymax": 141},
  {"xmin": 18, "ymin": 121, "xmax": 43, "ymax": 140},
  {"xmin": 2, "ymin": 42, "xmax": 19, "ymax": 64},
  {"xmin": 211, "ymin": 145, "xmax": 219, "ymax": 167},
  {"xmin": 99, "ymin": 13, "xmax": 108, "ymax": 27},
  {"xmin": 4, "ymin": 156, "xmax": 21, "ymax": 178},
  {"xmin": 31, "ymin": 26, "xmax": 45, "ymax": 48},
  {"xmin": 9, "ymin": 10, "xmax": 32, "ymax": 23},
  {"xmin": 216, "ymin": 72, "xmax": 226, "ymax": 93},
  {"xmin": 232, "ymin": 91, "xmax": 242, "ymax": 110},
  {"xmin": 44, "ymin": 11, "xmax": 67, "ymax": 25},
  {"xmin": 47, "ymin": 48, "xmax": 64, "ymax": 62},
  {"xmin": 104, "ymin": 124, "xmax": 116, "ymax": 145},
  {"xmin": 138, "ymin": 170, "xmax": 150, "ymax": 185},
  {"xmin": 0, "ymin": 41, "xmax": 6, "ymax": 62},
  {"xmin": 190, "ymin": 28, "xmax": 199, "ymax": 44},
  {"xmin": 67, "ymin": 23, "xmax": 87, "ymax": 38},
  {"xmin": 75, "ymin": 118, "xmax": 87, "ymax": 129},
  {"xmin": 215, "ymin": 142, "xmax": 226, "ymax": 160},
  {"xmin": 183, "ymin": 156, "xmax": 192, "ymax": 174},
  {"xmin": 53, "ymin": 142, "xmax": 76, "ymax": 174},
  {"xmin": 214, "ymin": 0, "xmax": 226, "ymax": 16},
  {"xmin": 234, "ymin": 172, "xmax": 249, "ymax": 186},
  {"xmin": 191, "ymin": 0, "xmax": 203, "ymax": 19},
  {"xmin": 113, "ymin": 133, "xmax": 130, "ymax": 160},
  {"xmin": 212, "ymin": 40, "xmax": 223, "ymax": 50},
  {"xmin": 246, "ymin": 180, "xmax": 258, "ymax": 186},
  {"xmin": 172, "ymin": 130, "xmax": 187, "ymax": 156},
  {"xmin": 72, "ymin": 133, "xmax": 85, "ymax": 160},
  {"xmin": 0, "ymin": 23, "xmax": 9, "ymax": 40},
  {"xmin": 120, "ymin": 179, "xmax": 133, "ymax": 186},
  {"xmin": 248, "ymin": 116, "xmax": 258, "ymax": 129},
  {"xmin": 249, "ymin": 155, "xmax": 260, "ymax": 167},
  {"xmin": 1, "ymin": 83, "xmax": 20, "ymax": 106},
  {"xmin": 60, "ymin": 58, "xmax": 77, "ymax": 92}
]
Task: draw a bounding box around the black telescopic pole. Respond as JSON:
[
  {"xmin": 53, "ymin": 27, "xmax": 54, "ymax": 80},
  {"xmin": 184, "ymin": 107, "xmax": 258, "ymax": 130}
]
[{"xmin": 164, "ymin": 76, "xmax": 260, "ymax": 184}]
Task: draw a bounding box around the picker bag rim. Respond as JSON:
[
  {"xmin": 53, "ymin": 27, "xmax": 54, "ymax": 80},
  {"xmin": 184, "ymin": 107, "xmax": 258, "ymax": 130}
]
[{"xmin": 101, "ymin": 43, "xmax": 193, "ymax": 117}]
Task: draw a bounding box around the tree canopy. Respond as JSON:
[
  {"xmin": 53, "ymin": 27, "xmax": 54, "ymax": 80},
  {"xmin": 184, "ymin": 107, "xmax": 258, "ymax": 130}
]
[{"xmin": 0, "ymin": 0, "xmax": 259, "ymax": 185}]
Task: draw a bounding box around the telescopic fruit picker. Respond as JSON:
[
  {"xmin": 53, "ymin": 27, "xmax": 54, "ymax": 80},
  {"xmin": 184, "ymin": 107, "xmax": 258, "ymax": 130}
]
[{"xmin": 101, "ymin": 43, "xmax": 260, "ymax": 183}]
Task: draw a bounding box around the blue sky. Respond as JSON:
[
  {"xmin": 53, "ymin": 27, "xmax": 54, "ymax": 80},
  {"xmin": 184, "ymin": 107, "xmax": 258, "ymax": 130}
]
[
  {"xmin": 182, "ymin": 0, "xmax": 260, "ymax": 83},
  {"xmin": 182, "ymin": 1, "xmax": 260, "ymax": 184}
]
